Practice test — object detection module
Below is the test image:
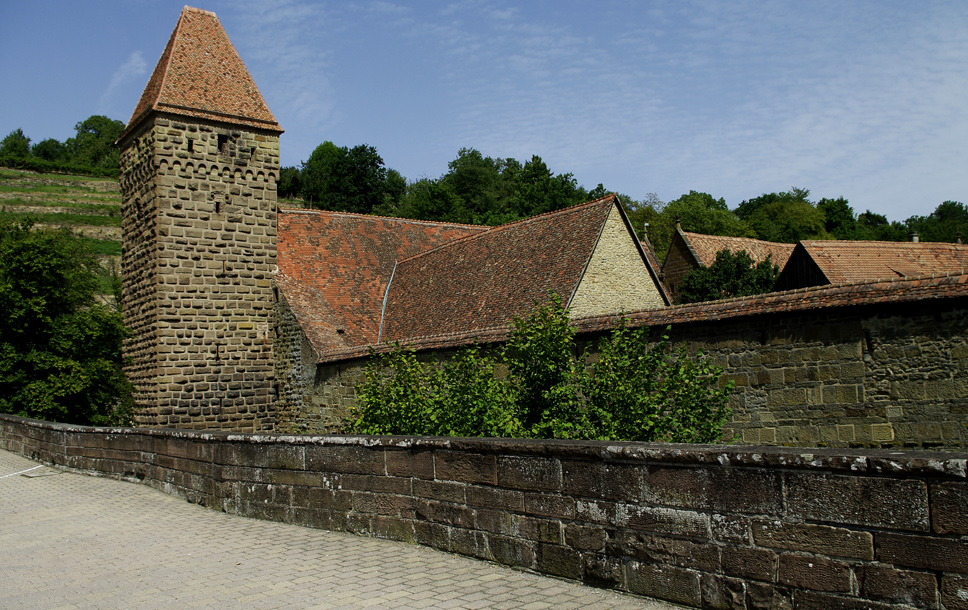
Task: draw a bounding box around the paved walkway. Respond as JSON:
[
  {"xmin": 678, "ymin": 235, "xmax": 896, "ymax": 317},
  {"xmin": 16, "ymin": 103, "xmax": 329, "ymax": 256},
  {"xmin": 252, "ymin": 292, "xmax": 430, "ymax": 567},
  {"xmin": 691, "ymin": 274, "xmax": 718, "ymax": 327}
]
[{"xmin": 0, "ymin": 449, "xmax": 683, "ymax": 610}]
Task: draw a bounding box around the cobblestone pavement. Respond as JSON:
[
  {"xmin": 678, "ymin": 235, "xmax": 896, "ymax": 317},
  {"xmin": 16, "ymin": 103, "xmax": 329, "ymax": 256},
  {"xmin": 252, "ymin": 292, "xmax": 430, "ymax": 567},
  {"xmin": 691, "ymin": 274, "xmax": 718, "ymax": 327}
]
[{"xmin": 0, "ymin": 449, "xmax": 684, "ymax": 610}]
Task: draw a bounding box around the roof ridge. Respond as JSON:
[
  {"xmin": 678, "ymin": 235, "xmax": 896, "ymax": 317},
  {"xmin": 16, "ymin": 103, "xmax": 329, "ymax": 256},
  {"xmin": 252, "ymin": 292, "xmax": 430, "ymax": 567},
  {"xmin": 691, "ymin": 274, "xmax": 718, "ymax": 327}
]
[
  {"xmin": 278, "ymin": 207, "xmax": 490, "ymax": 231},
  {"xmin": 393, "ymin": 195, "xmax": 617, "ymax": 266}
]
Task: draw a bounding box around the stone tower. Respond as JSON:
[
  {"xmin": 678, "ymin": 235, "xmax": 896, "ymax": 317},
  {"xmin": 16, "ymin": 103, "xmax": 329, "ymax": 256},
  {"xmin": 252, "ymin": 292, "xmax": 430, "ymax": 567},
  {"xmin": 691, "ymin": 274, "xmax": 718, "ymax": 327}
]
[{"xmin": 117, "ymin": 7, "xmax": 283, "ymax": 430}]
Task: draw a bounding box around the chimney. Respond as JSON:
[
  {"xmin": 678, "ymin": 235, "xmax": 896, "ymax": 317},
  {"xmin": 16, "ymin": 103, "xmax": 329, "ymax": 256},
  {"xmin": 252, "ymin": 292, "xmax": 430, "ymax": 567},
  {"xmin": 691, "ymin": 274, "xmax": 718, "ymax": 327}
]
[{"xmin": 908, "ymin": 231, "xmax": 920, "ymax": 243}]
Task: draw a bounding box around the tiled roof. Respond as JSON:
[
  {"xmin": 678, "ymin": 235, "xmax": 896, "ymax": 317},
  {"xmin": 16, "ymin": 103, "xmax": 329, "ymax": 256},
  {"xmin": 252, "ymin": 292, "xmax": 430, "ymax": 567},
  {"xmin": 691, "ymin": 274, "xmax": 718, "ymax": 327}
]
[
  {"xmin": 276, "ymin": 209, "xmax": 488, "ymax": 357},
  {"xmin": 316, "ymin": 272, "xmax": 968, "ymax": 363},
  {"xmin": 120, "ymin": 6, "xmax": 282, "ymax": 141},
  {"xmin": 377, "ymin": 196, "xmax": 618, "ymax": 344},
  {"xmin": 682, "ymin": 231, "xmax": 795, "ymax": 269},
  {"xmin": 796, "ymin": 240, "xmax": 968, "ymax": 284}
]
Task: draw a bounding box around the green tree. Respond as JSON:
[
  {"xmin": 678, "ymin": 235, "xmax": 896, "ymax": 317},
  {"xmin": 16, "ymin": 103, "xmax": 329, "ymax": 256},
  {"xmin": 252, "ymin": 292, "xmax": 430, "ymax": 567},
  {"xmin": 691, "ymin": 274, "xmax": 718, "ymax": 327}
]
[
  {"xmin": 905, "ymin": 201, "xmax": 968, "ymax": 243},
  {"xmin": 300, "ymin": 141, "xmax": 394, "ymax": 214},
  {"xmin": 817, "ymin": 197, "xmax": 857, "ymax": 239},
  {"xmin": 736, "ymin": 187, "xmax": 829, "ymax": 243},
  {"xmin": 31, "ymin": 138, "xmax": 68, "ymax": 162},
  {"xmin": 856, "ymin": 210, "xmax": 907, "ymax": 241},
  {"xmin": 277, "ymin": 166, "xmax": 302, "ymax": 200},
  {"xmin": 65, "ymin": 115, "xmax": 124, "ymax": 168},
  {"xmin": 583, "ymin": 322, "xmax": 731, "ymax": 443},
  {"xmin": 677, "ymin": 249, "xmax": 779, "ymax": 304},
  {"xmin": 0, "ymin": 221, "xmax": 132, "ymax": 425},
  {"xmin": 0, "ymin": 128, "xmax": 31, "ymax": 158},
  {"xmin": 646, "ymin": 191, "xmax": 754, "ymax": 262}
]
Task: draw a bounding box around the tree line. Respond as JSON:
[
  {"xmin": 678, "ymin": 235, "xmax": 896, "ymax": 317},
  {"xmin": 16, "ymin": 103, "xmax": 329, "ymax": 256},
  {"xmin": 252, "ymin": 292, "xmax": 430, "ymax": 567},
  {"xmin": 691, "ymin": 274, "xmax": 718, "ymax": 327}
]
[
  {"xmin": 0, "ymin": 115, "xmax": 125, "ymax": 177},
  {"xmin": 281, "ymin": 142, "xmax": 965, "ymax": 255}
]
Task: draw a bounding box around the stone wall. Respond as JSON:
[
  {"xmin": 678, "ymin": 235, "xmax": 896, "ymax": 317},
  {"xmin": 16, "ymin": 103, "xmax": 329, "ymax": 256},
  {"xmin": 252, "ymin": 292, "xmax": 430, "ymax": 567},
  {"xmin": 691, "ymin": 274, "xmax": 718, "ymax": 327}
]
[
  {"xmin": 119, "ymin": 114, "xmax": 279, "ymax": 431},
  {"xmin": 279, "ymin": 293, "xmax": 968, "ymax": 450},
  {"xmin": 3, "ymin": 413, "xmax": 966, "ymax": 610}
]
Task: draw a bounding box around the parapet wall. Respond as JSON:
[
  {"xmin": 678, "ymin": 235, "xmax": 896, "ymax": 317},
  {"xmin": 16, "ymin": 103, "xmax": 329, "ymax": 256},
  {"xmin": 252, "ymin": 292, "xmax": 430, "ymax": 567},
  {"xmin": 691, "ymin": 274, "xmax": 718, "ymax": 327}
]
[{"xmin": 3, "ymin": 413, "xmax": 966, "ymax": 610}]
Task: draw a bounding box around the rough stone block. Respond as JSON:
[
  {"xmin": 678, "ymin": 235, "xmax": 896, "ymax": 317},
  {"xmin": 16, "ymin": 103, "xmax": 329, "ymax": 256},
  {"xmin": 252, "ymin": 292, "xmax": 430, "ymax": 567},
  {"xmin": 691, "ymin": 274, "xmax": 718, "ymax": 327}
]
[
  {"xmin": 466, "ymin": 484, "xmax": 524, "ymax": 511},
  {"xmin": 536, "ymin": 544, "xmax": 581, "ymax": 580},
  {"xmin": 496, "ymin": 455, "xmax": 561, "ymax": 491},
  {"xmin": 488, "ymin": 534, "xmax": 534, "ymax": 569},
  {"xmin": 646, "ymin": 466, "xmax": 782, "ymax": 515},
  {"xmin": 721, "ymin": 545, "xmax": 776, "ymax": 582},
  {"xmin": 626, "ymin": 562, "xmax": 702, "ymax": 608},
  {"xmin": 777, "ymin": 553, "xmax": 850, "ymax": 593},
  {"xmin": 785, "ymin": 472, "xmax": 929, "ymax": 532},
  {"xmin": 751, "ymin": 520, "xmax": 873, "ymax": 560},
  {"xmin": 942, "ymin": 574, "xmax": 968, "ymax": 610},
  {"xmin": 877, "ymin": 532, "xmax": 968, "ymax": 573},
  {"xmin": 413, "ymin": 478, "xmax": 466, "ymax": 503},
  {"xmin": 524, "ymin": 492, "xmax": 575, "ymax": 519},
  {"xmin": 701, "ymin": 574, "xmax": 747, "ymax": 610},
  {"xmin": 621, "ymin": 504, "xmax": 710, "ymax": 538},
  {"xmin": 931, "ymin": 481, "xmax": 968, "ymax": 535},
  {"xmin": 561, "ymin": 460, "xmax": 644, "ymax": 501},
  {"xmin": 434, "ymin": 451, "xmax": 496, "ymax": 485},
  {"xmin": 859, "ymin": 564, "xmax": 937, "ymax": 607}
]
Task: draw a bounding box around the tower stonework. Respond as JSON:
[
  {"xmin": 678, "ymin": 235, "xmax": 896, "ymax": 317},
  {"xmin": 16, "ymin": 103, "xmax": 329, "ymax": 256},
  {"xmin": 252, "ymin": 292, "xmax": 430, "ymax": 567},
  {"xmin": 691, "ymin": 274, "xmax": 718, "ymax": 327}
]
[{"xmin": 118, "ymin": 7, "xmax": 283, "ymax": 430}]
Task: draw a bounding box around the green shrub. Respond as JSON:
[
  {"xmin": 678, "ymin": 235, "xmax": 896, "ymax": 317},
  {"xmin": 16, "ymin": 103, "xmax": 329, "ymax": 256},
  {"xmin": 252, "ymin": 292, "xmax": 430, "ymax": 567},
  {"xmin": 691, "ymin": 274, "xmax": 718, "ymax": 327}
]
[
  {"xmin": 347, "ymin": 294, "xmax": 732, "ymax": 443},
  {"xmin": 0, "ymin": 220, "xmax": 132, "ymax": 425}
]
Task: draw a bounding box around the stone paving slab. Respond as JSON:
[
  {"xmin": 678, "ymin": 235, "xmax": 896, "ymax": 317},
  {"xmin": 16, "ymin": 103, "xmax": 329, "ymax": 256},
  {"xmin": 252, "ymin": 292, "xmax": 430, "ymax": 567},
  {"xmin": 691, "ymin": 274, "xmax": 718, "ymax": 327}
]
[{"xmin": 0, "ymin": 449, "xmax": 685, "ymax": 610}]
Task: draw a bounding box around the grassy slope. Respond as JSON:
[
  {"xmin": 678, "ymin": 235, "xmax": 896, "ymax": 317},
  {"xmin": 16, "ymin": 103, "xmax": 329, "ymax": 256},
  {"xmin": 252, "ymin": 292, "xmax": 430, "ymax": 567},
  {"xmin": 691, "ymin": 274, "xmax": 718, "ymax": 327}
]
[
  {"xmin": 0, "ymin": 167, "xmax": 122, "ymax": 254},
  {"xmin": 0, "ymin": 167, "xmax": 122, "ymax": 297}
]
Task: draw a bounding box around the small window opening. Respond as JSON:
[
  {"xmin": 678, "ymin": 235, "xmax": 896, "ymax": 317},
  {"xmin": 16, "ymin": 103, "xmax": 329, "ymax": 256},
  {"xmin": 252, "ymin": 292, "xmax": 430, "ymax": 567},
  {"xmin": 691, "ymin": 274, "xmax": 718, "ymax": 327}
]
[
  {"xmin": 187, "ymin": 139, "xmax": 194, "ymax": 153},
  {"xmin": 217, "ymin": 134, "xmax": 229, "ymax": 155},
  {"xmin": 215, "ymin": 199, "xmax": 221, "ymax": 214}
]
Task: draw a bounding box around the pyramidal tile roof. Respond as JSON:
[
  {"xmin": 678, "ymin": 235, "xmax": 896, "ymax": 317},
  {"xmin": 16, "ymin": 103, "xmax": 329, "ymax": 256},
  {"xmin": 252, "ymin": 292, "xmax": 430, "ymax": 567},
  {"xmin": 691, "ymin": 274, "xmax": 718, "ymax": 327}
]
[
  {"xmin": 796, "ymin": 240, "xmax": 968, "ymax": 284},
  {"xmin": 120, "ymin": 6, "xmax": 282, "ymax": 141},
  {"xmin": 378, "ymin": 195, "xmax": 619, "ymax": 344},
  {"xmin": 682, "ymin": 231, "xmax": 795, "ymax": 269},
  {"xmin": 276, "ymin": 209, "xmax": 489, "ymax": 357}
]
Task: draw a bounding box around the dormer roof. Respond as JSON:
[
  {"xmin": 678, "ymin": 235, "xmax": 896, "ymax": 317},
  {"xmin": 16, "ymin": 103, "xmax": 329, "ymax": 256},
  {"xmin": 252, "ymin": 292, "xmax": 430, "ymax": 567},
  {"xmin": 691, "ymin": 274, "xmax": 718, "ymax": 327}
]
[{"xmin": 119, "ymin": 6, "xmax": 282, "ymax": 142}]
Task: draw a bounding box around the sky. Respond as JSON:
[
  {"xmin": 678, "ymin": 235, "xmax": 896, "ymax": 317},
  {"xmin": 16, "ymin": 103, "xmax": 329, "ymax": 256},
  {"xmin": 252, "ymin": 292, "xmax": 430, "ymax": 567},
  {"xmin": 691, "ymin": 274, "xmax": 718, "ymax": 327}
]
[{"xmin": 2, "ymin": 1, "xmax": 966, "ymax": 223}]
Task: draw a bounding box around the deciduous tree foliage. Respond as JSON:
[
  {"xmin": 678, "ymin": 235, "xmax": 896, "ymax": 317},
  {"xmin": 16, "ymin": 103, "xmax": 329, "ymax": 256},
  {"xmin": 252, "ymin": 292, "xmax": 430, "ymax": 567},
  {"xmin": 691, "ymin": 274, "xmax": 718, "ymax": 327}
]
[
  {"xmin": 0, "ymin": 221, "xmax": 132, "ymax": 425},
  {"xmin": 677, "ymin": 249, "xmax": 779, "ymax": 304},
  {"xmin": 348, "ymin": 295, "xmax": 732, "ymax": 443},
  {"xmin": 735, "ymin": 187, "xmax": 829, "ymax": 243}
]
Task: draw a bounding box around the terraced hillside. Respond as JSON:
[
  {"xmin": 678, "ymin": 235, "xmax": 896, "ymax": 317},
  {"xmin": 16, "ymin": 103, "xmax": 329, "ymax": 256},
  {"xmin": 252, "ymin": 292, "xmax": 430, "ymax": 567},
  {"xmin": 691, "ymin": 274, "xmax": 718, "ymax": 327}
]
[
  {"xmin": 0, "ymin": 167, "xmax": 122, "ymax": 253},
  {"xmin": 1, "ymin": 167, "xmax": 123, "ymax": 301}
]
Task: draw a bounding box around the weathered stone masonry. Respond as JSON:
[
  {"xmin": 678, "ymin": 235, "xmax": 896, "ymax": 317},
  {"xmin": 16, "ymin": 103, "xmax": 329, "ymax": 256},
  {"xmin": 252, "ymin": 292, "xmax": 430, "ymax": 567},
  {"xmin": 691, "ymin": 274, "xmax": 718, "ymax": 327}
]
[
  {"xmin": 119, "ymin": 114, "xmax": 279, "ymax": 431},
  {"xmin": 276, "ymin": 285, "xmax": 968, "ymax": 450},
  {"xmin": 3, "ymin": 414, "xmax": 966, "ymax": 610}
]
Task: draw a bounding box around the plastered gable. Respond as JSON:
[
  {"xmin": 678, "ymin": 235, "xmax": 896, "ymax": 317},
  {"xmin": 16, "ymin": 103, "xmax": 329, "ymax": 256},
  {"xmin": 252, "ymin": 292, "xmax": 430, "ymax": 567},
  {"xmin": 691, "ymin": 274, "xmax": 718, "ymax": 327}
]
[{"xmin": 568, "ymin": 204, "xmax": 666, "ymax": 318}]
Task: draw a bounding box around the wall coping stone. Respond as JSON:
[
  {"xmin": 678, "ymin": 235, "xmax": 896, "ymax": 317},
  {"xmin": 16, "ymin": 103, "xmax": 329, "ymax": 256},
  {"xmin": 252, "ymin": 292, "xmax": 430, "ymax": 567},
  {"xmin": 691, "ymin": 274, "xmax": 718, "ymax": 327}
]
[{"xmin": 3, "ymin": 414, "xmax": 964, "ymax": 478}]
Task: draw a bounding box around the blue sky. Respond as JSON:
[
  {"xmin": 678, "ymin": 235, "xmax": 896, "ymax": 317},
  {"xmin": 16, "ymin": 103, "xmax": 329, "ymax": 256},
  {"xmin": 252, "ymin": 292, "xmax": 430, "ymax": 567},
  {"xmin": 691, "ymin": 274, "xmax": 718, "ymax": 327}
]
[{"xmin": 2, "ymin": 1, "xmax": 966, "ymax": 222}]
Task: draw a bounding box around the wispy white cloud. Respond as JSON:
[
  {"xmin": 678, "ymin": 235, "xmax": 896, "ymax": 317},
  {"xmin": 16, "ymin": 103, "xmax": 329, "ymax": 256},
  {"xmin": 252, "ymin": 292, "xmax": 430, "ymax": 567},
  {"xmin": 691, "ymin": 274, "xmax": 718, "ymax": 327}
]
[{"xmin": 98, "ymin": 51, "xmax": 147, "ymax": 118}]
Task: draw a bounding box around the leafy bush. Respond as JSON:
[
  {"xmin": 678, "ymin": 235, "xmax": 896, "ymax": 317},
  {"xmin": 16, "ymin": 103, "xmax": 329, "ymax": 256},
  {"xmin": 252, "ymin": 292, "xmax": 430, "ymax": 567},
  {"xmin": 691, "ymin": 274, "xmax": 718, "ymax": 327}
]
[
  {"xmin": 347, "ymin": 294, "xmax": 732, "ymax": 442},
  {"xmin": 0, "ymin": 220, "xmax": 132, "ymax": 425},
  {"xmin": 678, "ymin": 249, "xmax": 779, "ymax": 304}
]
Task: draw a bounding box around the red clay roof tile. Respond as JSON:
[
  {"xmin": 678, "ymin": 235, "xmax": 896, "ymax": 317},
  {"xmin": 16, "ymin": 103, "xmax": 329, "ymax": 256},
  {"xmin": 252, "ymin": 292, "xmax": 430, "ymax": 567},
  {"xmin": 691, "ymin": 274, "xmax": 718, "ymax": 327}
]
[
  {"xmin": 120, "ymin": 6, "xmax": 282, "ymax": 141},
  {"xmin": 276, "ymin": 209, "xmax": 488, "ymax": 357},
  {"xmin": 796, "ymin": 240, "xmax": 968, "ymax": 284},
  {"xmin": 682, "ymin": 231, "xmax": 795, "ymax": 269},
  {"xmin": 378, "ymin": 196, "xmax": 618, "ymax": 343}
]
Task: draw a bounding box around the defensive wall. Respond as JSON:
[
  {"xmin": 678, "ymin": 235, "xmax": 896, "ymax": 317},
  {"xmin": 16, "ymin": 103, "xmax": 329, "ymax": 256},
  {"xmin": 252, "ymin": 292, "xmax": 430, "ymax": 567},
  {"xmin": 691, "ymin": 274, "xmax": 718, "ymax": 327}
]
[
  {"xmin": 275, "ymin": 274, "xmax": 968, "ymax": 450},
  {"xmin": 3, "ymin": 413, "xmax": 966, "ymax": 610}
]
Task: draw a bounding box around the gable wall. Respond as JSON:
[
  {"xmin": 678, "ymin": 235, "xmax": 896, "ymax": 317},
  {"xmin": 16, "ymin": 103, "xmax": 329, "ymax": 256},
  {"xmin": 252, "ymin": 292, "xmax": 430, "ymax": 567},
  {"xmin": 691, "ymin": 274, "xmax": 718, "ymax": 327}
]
[
  {"xmin": 662, "ymin": 233, "xmax": 699, "ymax": 302},
  {"xmin": 568, "ymin": 206, "xmax": 667, "ymax": 318}
]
